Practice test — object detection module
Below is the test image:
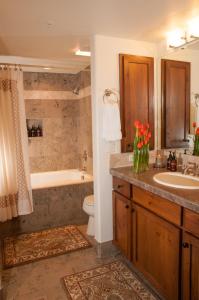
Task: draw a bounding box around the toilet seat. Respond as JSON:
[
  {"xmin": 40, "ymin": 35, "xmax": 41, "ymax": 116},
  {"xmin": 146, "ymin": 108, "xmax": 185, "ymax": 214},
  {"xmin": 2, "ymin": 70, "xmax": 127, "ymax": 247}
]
[
  {"xmin": 84, "ymin": 195, "xmax": 94, "ymax": 206},
  {"xmin": 83, "ymin": 194, "xmax": 95, "ymax": 236}
]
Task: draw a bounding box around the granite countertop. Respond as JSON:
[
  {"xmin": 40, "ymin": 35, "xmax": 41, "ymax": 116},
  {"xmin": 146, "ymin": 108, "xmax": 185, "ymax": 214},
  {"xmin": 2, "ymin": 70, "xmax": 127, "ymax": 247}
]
[{"xmin": 110, "ymin": 166, "xmax": 199, "ymax": 213}]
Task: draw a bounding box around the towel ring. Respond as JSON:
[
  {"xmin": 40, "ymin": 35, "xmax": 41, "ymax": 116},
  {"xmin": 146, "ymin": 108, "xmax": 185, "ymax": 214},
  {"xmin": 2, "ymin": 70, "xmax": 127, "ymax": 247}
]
[{"xmin": 103, "ymin": 88, "xmax": 119, "ymax": 104}]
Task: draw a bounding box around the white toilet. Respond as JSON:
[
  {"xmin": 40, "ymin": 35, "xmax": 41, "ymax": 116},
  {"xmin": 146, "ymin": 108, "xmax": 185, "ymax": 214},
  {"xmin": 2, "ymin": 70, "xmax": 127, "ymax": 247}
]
[{"xmin": 83, "ymin": 194, "xmax": 94, "ymax": 236}]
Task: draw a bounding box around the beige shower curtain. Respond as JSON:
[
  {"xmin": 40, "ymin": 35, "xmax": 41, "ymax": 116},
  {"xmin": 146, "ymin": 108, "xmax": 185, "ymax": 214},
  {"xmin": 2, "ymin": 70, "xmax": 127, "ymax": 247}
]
[{"xmin": 0, "ymin": 66, "xmax": 33, "ymax": 222}]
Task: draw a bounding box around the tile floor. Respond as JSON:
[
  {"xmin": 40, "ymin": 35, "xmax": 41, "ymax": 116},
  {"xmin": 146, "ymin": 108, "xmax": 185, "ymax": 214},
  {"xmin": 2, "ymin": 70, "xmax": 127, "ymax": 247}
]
[{"xmin": 1, "ymin": 225, "xmax": 160, "ymax": 300}]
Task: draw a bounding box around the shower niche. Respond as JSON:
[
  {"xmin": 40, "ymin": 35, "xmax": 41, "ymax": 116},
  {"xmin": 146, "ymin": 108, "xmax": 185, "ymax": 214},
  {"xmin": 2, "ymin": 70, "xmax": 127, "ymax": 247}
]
[{"xmin": 26, "ymin": 119, "xmax": 43, "ymax": 138}]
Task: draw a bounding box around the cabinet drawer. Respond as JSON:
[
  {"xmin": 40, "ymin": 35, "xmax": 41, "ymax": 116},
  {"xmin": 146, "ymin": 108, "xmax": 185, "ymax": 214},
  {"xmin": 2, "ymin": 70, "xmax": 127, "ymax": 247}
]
[
  {"xmin": 133, "ymin": 186, "xmax": 181, "ymax": 226},
  {"xmin": 113, "ymin": 177, "xmax": 131, "ymax": 199},
  {"xmin": 183, "ymin": 209, "xmax": 199, "ymax": 238}
]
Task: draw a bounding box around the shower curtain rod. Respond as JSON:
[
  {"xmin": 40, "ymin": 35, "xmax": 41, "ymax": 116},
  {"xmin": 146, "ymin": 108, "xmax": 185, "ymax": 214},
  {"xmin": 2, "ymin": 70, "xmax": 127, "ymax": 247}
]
[{"xmin": 0, "ymin": 62, "xmax": 90, "ymax": 71}]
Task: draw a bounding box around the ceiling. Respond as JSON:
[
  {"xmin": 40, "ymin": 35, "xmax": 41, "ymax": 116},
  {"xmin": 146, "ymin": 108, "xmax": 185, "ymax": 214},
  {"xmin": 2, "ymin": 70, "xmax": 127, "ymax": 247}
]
[{"xmin": 0, "ymin": 0, "xmax": 199, "ymax": 68}]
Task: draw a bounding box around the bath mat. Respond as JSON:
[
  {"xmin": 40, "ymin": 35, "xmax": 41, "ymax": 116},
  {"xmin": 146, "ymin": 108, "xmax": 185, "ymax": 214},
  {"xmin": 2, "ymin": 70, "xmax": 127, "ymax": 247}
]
[
  {"xmin": 62, "ymin": 260, "xmax": 157, "ymax": 300},
  {"xmin": 2, "ymin": 225, "xmax": 91, "ymax": 268}
]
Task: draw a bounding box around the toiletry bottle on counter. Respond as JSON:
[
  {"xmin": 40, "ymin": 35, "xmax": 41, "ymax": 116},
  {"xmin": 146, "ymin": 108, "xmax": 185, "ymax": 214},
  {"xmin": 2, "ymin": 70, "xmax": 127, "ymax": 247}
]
[
  {"xmin": 170, "ymin": 152, "xmax": 177, "ymax": 172},
  {"xmin": 167, "ymin": 151, "xmax": 172, "ymax": 170}
]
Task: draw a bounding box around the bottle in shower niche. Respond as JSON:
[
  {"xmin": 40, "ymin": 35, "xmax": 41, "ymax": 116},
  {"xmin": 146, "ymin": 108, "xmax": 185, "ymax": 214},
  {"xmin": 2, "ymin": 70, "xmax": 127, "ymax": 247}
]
[
  {"xmin": 27, "ymin": 125, "xmax": 31, "ymax": 137},
  {"xmin": 31, "ymin": 125, "xmax": 36, "ymax": 137},
  {"xmin": 36, "ymin": 125, "xmax": 42, "ymax": 137}
]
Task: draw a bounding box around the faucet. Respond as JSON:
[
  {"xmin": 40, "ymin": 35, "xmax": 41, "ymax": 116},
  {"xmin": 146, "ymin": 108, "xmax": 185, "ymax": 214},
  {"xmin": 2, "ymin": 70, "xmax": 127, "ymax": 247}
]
[
  {"xmin": 182, "ymin": 162, "xmax": 198, "ymax": 176},
  {"xmin": 82, "ymin": 150, "xmax": 88, "ymax": 172}
]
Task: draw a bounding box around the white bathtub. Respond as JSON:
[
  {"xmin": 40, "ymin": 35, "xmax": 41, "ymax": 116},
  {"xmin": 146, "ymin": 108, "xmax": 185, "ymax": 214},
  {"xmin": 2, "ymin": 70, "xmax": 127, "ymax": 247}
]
[{"xmin": 31, "ymin": 169, "xmax": 93, "ymax": 190}]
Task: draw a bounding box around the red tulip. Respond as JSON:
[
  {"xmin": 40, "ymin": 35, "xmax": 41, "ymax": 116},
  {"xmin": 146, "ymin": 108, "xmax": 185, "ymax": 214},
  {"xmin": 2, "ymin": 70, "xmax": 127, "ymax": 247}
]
[
  {"xmin": 196, "ymin": 127, "xmax": 199, "ymax": 135},
  {"xmin": 137, "ymin": 142, "xmax": 143, "ymax": 149},
  {"xmin": 134, "ymin": 120, "xmax": 141, "ymax": 129},
  {"xmin": 147, "ymin": 132, "xmax": 152, "ymax": 139},
  {"xmin": 193, "ymin": 122, "xmax": 197, "ymax": 128}
]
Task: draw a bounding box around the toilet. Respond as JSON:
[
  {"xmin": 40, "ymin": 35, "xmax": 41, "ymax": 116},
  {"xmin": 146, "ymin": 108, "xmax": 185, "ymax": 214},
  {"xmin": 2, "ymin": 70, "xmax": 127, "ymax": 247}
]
[{"xmin": 83, "ymin": 194, "xmax": 94, "ymax": 236}]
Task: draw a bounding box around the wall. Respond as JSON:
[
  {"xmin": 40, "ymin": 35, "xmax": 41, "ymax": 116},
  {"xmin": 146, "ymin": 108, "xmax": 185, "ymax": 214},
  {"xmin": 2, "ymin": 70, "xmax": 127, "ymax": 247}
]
[
  {"xmin": 91, "ymin": 35, "xmax": 158, "ymax": 243},
  {"xmin": 24, "ymin": 68, "xmax": 92, "ymax": 173}
]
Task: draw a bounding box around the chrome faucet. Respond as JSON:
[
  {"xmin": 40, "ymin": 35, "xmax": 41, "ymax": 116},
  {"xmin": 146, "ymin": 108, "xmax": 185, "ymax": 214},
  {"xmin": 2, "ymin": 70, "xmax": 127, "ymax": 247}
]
[
  {"xmin": 82, "ymin": 150, "xmax": 88, "ymax": 172},
  {"xmin": 182, "ymin": 162, "xmax": 198, "ymax": 176}
]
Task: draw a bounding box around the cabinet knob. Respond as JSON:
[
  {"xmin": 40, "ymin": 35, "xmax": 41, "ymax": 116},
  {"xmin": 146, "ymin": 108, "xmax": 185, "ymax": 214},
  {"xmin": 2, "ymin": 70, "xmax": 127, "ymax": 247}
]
[
  {"xmin": 117, "ymin": 184, "xmax": 123, "ymax": 189},
  {"xmin": 131, "ymin": 208, "xmax": 135, "ymax": 213},
  {"xmin": 125, "ymin": 205, "xmax": 129, "ymax": 209},
  {"xmin": 182, "ymin": 242, "xmax": 189, "ymax": 248}
]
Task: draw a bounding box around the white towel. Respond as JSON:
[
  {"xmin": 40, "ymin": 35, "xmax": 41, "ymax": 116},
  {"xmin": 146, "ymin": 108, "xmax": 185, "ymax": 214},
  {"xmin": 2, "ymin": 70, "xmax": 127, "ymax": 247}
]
[{"xmin": 102, "ymin": 102, "xmax": 122, "ymax": 141}]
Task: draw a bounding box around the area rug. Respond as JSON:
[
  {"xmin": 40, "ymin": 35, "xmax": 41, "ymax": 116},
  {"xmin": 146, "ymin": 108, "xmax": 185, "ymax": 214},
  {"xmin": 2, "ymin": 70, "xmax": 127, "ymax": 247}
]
[
  {"xmin": 63, "ymin": 260, "xmax": 157, "ymax": 300},
  {"xmin": 2, "ymin": 225, "xmax": 91, "ymax": 268}
]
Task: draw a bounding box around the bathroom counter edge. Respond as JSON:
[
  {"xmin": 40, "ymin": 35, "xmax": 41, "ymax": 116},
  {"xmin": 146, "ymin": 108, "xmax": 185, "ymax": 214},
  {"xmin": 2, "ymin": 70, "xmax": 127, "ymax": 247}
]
[{"xmin": 110, "ymin": 166, "xmax": 199, "ymax": 213}]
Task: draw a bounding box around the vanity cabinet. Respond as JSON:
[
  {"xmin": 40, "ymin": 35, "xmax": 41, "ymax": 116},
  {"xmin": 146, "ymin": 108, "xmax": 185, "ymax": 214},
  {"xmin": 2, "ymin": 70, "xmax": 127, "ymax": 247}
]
[
  {"xmin": 112, "ymin": 176, "xmax": 199, "ymax": 300},
  {"xmin": 112, "ymin": 191, "xmax": 131, "ymax": 260},
  {"xmin": 132, "ymin": 204, "xmax": 180, "ymax": 299},
  {"xmin": 182, "ymin": 232, "xmax": 199, "ymax": 300},
  {"xmin": 182, "ymin": 209, "xmax": 199, "ymax": 300},
  {"xmin": 112, "ymin": 177, "xmax": 132, "ymax": 259}
]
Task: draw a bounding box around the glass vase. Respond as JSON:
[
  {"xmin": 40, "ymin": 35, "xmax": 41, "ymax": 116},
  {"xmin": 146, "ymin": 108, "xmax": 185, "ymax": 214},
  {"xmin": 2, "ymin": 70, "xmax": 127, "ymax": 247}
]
[
  {"xmin": 193, "ymin": 135, "xmax": 199, "ymax": 156},
  {"xmin": 133, "ymin": 146, "xmax": 149, "ymax": 173}
]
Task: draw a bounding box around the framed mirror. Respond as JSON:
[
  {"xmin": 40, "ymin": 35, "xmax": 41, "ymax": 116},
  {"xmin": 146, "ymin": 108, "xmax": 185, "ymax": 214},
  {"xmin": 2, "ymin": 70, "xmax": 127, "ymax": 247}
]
[{"xmin": 161, "ymin": 41, "xmax": 199, "ymax": 149}]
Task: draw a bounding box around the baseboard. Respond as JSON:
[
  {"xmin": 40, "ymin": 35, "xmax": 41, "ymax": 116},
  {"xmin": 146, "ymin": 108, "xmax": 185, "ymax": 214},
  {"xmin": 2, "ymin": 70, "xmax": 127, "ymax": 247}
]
[{"xmin": 96, "ymin": 240, "xmax": 120, "ymax": 258}]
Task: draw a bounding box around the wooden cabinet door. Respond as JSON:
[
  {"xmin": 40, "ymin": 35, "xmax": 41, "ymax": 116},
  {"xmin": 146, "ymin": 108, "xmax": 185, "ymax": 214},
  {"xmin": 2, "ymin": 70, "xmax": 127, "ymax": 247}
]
[
  {"xmin": 132, "ymin": 204, "xmax": 180, "ymax": 300},
  {"xmin": 182, "ymin": 232, "xmax": 199, "ymax": 300},
  {"xmin": 119, "ymin": 54, "xmax": 154, "ymax": 152},
  {"xmin": 112, "ymin": 191, "xmax": 131, "ymax": 259},
  {"xmin": 161, "ymin": 59, "xmax": 190, "ymax": 148}
]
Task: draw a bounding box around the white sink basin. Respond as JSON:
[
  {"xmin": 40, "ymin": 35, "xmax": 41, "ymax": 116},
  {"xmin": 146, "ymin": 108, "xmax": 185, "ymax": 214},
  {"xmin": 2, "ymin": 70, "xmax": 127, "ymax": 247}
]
[{"xmin": 153, "ymin": 172, "xmax": 199, "ymax": 189}]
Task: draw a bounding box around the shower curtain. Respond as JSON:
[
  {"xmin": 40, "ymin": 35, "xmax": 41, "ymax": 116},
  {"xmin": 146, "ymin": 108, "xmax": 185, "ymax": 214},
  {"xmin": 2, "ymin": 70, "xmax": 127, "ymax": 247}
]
[{"xmin": 0, "ymin": 66, "xmax": 33, "ymax": 222}]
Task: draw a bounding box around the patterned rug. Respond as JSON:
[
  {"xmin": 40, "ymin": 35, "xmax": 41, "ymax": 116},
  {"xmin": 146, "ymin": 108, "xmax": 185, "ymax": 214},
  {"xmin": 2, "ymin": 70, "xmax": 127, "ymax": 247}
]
[
  {"xmin": 2, "ymin": 225, "xmax": 91, "ymax": 268},
  {"xmin": 63, "ymin": 260, "xmax": 157, "ymax": 300}
]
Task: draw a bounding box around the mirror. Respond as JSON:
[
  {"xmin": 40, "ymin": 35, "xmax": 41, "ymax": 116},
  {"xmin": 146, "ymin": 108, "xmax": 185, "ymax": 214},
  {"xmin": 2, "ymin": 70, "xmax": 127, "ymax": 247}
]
[{"xmin": 161, "ymin": 41, "xmax": 199, "ymax": 149}]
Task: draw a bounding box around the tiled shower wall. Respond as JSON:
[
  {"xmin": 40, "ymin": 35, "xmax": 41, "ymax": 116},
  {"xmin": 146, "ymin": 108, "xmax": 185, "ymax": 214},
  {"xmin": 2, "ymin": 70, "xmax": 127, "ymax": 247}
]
[{"xmin": 24, "ymin": 67, "xmax": 92, "ymax": 173}]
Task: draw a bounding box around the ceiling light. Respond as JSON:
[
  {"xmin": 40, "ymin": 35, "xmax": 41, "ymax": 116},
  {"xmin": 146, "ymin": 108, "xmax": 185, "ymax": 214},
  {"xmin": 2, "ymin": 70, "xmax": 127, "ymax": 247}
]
[
  {"xmin": 188, "ymin": 16, "xmax": 199, "ymax": 38},
  {"xmin": 167, "ymin": 28, "xmax": 185, "ymax": 48},
  {"xmin": 75, "ymin": 50, "xmax": 91, "ymax": 57},
  {"xmin": 43, "ymin": 67, "xmax": 51, "ymax": 70}
]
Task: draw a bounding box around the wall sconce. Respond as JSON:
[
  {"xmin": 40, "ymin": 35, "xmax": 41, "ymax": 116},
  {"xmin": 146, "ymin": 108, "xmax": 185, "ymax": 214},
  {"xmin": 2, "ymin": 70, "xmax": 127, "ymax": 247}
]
[{"xmin": 167, "ymin": 17, "xmax": 199, "ymax": 49}]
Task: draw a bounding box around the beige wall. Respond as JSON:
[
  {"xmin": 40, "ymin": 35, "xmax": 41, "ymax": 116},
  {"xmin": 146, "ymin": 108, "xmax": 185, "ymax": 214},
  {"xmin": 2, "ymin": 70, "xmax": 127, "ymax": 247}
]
[{"xmin": 24, "ymin": 68, "xmax": 92, "ymax": 173}]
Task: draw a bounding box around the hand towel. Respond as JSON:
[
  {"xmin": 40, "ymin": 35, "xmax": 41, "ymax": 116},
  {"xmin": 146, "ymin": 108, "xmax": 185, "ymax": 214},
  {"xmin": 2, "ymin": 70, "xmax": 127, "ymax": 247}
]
[{"xmin": 102, "ymin": 102, "xmax": 122, "ymax": 141}]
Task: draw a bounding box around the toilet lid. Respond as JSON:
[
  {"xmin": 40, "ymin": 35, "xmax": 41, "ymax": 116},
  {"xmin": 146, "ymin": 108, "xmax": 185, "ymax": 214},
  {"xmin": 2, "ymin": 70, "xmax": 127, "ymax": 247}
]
[{"xmin": 85, "ymin": 195, "xmax": 94, "ymax": 206}]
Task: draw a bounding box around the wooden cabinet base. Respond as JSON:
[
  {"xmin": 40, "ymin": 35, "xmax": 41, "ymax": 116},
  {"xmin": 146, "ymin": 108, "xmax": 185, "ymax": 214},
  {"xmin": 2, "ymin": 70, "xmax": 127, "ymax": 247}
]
[{"xmin": 132, "ymin": 204, "xmax": 180, "ymax": 300}]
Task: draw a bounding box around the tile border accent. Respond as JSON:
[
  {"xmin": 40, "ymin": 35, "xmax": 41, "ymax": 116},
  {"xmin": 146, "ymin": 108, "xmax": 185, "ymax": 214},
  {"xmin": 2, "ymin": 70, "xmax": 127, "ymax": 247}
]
[{"xmin": 24, "ymin": 86, "xmax": 91, "ymax": 100}]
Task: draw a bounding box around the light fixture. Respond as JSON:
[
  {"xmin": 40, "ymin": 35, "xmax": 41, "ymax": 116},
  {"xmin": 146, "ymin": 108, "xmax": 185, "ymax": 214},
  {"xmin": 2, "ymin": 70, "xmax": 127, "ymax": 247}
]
[
  {"xmin": 75, "ymin": 50, "xmax": 91, "ymax": 57},
  {"xmin": 43, "ymin": 67, "xmax": 52, "ymax": 70},
  {"xmin": 167, "ymin": 16, "xmax": 199, "ymax": 49},
  {"xmin": 167, "ymin": 28, "xmax": 185, "ymax": 48},
  {"xmin": 187, "ymin": 16, "xmax": 199, "ymax": 38}
]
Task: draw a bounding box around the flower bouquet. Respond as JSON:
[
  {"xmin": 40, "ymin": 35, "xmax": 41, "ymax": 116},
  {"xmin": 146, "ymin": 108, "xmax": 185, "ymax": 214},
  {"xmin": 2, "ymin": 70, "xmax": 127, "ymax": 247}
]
[
  {"xmin": 193, "ymin": 122, "xmax": 199, "ymax": 156},
  {"xmin": 133, "ymin": 120, "xmax": 151, "ymax": 173}
]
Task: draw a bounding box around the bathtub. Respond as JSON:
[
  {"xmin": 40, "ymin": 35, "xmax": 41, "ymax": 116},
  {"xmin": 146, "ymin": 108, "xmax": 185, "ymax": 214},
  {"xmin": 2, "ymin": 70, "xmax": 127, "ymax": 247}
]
[{"xmin": 31, "ymin": 169, "xmax": 93, "ymax": 190}]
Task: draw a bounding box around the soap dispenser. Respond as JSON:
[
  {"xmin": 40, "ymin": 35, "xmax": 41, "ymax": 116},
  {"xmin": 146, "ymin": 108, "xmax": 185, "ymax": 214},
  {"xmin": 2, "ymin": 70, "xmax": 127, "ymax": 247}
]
[
  {"xmin": 167, "ymin": 151, "xmax": 173, "ymax": 170},
  {"xmin": 170, "ymin": 152, "xmax": 177, "ymax": 172}
]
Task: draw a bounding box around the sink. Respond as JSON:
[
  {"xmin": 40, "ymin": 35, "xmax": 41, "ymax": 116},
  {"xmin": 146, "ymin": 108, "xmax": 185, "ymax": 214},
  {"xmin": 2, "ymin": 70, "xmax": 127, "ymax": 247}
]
[{"xmin": 153, "ymin": 172, "xmax": 199, "ymax": 189}]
